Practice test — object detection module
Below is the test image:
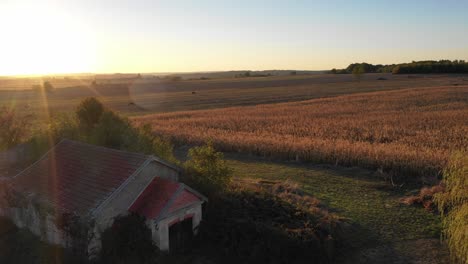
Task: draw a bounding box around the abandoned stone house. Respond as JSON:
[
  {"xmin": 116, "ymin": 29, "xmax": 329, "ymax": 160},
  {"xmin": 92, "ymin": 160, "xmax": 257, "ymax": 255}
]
[{"xmin": 0, "ymin": 139, "xmax": 206, "ymax": 253}]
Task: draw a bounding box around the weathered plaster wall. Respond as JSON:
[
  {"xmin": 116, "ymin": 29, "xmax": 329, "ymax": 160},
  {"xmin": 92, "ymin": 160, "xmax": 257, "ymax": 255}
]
[
  {"xmin": 153, "ymin": 202, "xmax": 203, "ymax": 251},
  {"xmin": 0, "ymin": 159, "xmax": 182, "ymax": 255},
  {"xmin": 0, "ymin": 203, "xmax": 65, "ymax": 246},
  {"xmin": 89, "ymin": 160, "xmax": 179, "ymax": 253},
  {"xmin": 94, "ymin": 161, "xmax": 179, "ymax": 229}
]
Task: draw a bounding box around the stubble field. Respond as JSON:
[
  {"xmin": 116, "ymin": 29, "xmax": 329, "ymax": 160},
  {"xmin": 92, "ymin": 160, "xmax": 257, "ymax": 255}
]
[{"xmin": 2, "ymin": 73, "xmax": 467, "ymax": 119}]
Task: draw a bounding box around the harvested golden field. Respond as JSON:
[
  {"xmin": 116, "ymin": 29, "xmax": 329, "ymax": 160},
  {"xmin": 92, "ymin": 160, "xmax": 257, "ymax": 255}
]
[
  {"xmin": 134, "ymin": 86, "xmax": 468, "ymax": 179},
  {"xmin": 3, "ymin": 74, "xmax": 467, "ymax": 120}
]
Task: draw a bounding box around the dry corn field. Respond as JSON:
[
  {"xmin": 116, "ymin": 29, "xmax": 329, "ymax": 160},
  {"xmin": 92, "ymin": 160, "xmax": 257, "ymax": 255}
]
[{"xmin": 134, "ymin": 86, "xmax": 468, "ymax": 179}]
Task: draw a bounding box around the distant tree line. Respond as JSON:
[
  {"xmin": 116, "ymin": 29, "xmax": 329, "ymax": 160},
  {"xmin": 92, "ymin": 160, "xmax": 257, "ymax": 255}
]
[
  {"xmin": 330, "ymin": 60, "xmax": 468, "ymax": 74},
  {"xmin": 234, "ymin": 71, "xmax": 272, "ymax": 78}
]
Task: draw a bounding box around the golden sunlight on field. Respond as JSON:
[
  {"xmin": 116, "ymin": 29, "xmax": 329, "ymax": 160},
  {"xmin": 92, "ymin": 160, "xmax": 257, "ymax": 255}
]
[
  {"xmin": 0, "ymin": 2, "xmax": 96, "ymax": 76},
  {"xmin": 134, "ymin": 86, "xmax": 468, "ymax": 179}
]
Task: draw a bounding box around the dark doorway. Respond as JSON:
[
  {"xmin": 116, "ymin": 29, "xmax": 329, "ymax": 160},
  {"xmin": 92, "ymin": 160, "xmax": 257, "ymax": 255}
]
[{"xmin": 169, "ymin": 217, "xmax": 194, "ymax": 253}]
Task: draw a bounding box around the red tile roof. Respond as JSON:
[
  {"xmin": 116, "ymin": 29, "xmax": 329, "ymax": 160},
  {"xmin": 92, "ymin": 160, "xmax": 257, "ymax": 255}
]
[
  {"xmin": 167, "ymin": 189, "xmax": 200, "ymax": 214},
  {"xmin": 129, "ymin": 177, "xmax": 204, "ymax": 220},
  {"xmin": 128, "ymin": 177, "xmax": 179, "ymax": 219},
  {"xmin": 11, "ymin": 139, "xmax": 151, "ymax": 215}
]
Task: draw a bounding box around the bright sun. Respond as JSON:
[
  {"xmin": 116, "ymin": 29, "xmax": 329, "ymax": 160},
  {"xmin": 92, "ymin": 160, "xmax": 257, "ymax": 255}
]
[{"xmin": 0, "ymin": 1, "xmax": 96, "ymax": 76}]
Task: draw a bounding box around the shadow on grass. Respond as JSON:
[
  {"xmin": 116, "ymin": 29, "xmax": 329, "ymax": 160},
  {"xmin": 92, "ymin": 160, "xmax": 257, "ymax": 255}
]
[{"xmin": 223, "ymin": 152, "xmax": 443, "ymax": 258}]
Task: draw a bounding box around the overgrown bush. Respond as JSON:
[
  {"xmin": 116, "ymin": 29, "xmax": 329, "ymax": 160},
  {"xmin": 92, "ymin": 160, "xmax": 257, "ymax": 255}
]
[
  {"xmin": 183, "ymin": 142, "xmax": 232, "ymax": 196},
  {"xmin": 136, "ymin": 124, "xmax": 176, "ymax": 162},
  {"xmin": 27, "ymin": 97, "xmax": 176, "ymax": 163},
  {"xmin": 0, "ymin": 107, "xmax": 28, "ymax": 150},
  {"xmin": 434, "ymin": 151, "xmax": 467, "ymax": 264},
  {"xmin": 100, "ymin": 213, "xmax": 158, "ymax": 264},
  {"xmin": 400, "ymin": 184, "xmax": 445, "ymax": 211},
  {"xmin": 90, "ymin": 110, "xmax": 132, "ymax": 149}
]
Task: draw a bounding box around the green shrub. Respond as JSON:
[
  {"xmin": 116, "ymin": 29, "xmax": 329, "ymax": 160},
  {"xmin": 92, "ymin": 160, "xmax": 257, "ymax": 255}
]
[
  {"xmin": 134, "ymin": 124, "xmax": 177, "ymax": 163},
  {"xmin": 184, "ymin": 143, "xmax": 232, "ymax": 196},
  {"xmin": 434, "ymin": 151, "xmax": 467, "ymax": 264}
]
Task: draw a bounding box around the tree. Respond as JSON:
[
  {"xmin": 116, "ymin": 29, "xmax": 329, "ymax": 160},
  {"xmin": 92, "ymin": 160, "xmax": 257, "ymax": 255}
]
[
  {"xmin": 352, "ymin": 65, "xmax": 365, "ymax": 81},
  {"xmin": 76, "ymin": 97, "xmax": 105, "ymax": 130},
  {"xmin": 90, "ymin": 110, "xmax": 130, "ymax": 149},
  {"xmin": 184, "ymin": 142, "xmax": 232, "ymax": 196},
  {"xmin": 392, "ymin": 66, "xmax": 401, "ymax": 74},
  {"xmin": 43, "ymin": 81, "xmax": 54, "ymax": 93}
]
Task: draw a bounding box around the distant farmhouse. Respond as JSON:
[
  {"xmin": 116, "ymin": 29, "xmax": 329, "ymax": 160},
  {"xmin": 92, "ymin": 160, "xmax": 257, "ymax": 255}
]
[{"xmin": 0, "ymin": 139, "xmax": 206, "ymax": 254}]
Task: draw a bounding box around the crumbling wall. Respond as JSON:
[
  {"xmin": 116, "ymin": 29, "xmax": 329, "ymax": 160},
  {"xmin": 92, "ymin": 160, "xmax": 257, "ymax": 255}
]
[
  {"xmin": 153, "ymin": 202, "xmax": 203, "ymax": 251},
  {"xmin": 0, "ymin": 199, "xmax": 64, "ymax": 245}
]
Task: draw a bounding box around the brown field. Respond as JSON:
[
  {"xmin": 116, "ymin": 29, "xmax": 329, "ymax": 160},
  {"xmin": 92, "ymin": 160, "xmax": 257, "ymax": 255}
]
[
  {"xmin": 134, "ymin": 86, "xmax": 468, "ymax": 179},
  {"xmin": 2, "ymin": 73, "xmax": 468, "ymax": 121}
]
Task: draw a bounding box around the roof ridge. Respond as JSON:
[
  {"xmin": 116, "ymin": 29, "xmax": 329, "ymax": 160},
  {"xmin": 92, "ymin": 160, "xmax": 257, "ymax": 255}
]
[
  {"xmin": 12, "ymin": 139, "xmax": 64, "ymax": 180},
  {"xmin": 90, "ymin": 156, "xmax": 154, "ymax": 217},
  {"xmin": 62, "ymin": 139, "xmax": 149, "ymax": 158},
  {"xmin": 180, "ymin": 183, "xmax": 208, "ymax": 202},
  {"xmin": 125, "ymin": 175, "xmax": 159, "ymax": 213},
  {"xmin": 148, "ymin": 155, "xmax": 181, "ymax": 172},
  {"xmin": 62, "ymin": 140, "xmax": 182, "ymax": 172}
]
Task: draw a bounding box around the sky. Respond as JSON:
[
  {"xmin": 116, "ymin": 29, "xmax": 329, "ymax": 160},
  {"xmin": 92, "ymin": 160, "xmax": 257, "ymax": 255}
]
[{"xmin": 1, "ymin": 0, "xmax": 468, "ymax": 76}]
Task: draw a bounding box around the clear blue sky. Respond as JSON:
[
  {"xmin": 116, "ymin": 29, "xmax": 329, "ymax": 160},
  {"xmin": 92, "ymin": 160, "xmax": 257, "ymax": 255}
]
[{"xmin": 1, "ymin": 0, "xmax": 467, "ymax": 75}]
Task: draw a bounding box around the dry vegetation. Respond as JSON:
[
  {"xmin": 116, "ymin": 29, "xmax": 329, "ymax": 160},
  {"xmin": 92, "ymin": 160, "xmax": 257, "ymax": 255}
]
[
  {"xmin": 400, "ymin": 185, "xmax": 445, "ymax": 211},
  {"xmin": 2, "ymin": 74, "xmax": 468, "ymax": 121},
  {"xmin": 434, "ymin": 151, "xmax": 467, "ymax": 264},
  {"xmin": 135, "ymin": 86, "xmax": 468, "ymax": 180}
]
